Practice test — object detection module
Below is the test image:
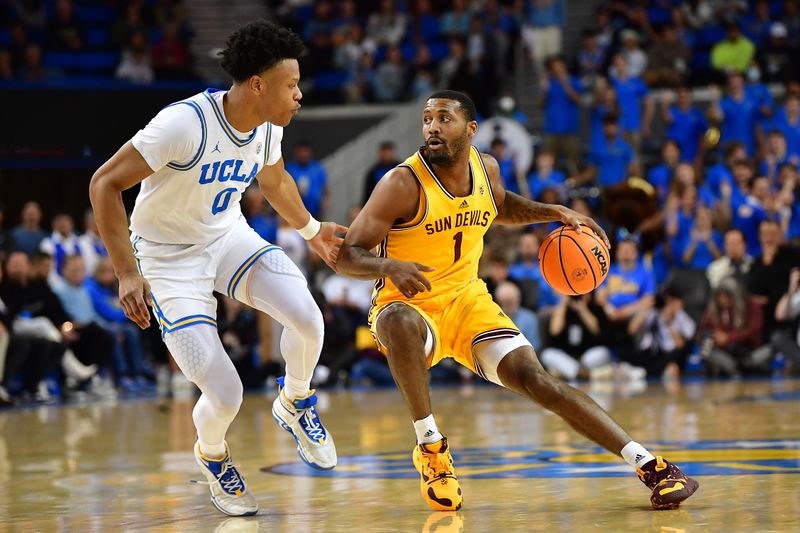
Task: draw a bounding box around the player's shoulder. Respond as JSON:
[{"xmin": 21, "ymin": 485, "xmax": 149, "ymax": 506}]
[{"xmin": 475, "ymin": 150, "xmax": 500, "ymax": 180}]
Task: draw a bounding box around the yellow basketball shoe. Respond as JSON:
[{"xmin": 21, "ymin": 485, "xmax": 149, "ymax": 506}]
[{"xmin": 412, "ymin": 437, "xmax": 463, "ymax": 511}]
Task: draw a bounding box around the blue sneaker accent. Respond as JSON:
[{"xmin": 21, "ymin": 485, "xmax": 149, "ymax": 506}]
[{"xmin": 194, "ymin": 441, "xmax": 258, "ymax": 516}]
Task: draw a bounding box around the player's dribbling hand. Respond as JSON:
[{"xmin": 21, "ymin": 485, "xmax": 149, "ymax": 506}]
[
  {"xmin": 385, "ymin": 260, "xmax": 435, "ymax": 299},
  {"xmin": 309, "ymin": 221, "xmax": 348, "ymax": 272},
  {"xmin": 118, "ymin": 272, "xmax": 152, "ymax": 329},
  {"xmin": 559, "ymin": 208, "xmax": 611, "ymax": 249}
]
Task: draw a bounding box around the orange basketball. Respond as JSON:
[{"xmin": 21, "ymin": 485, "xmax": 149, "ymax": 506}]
[{"xmin": 538, "ymin": 225, "xmax": 610, "ymax": 295}]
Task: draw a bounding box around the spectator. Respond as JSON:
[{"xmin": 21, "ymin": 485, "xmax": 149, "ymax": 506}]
[
  {"xmin": 624, "ymin": 288, "xmax": 696, "ymax": 379},
  {"xmin": 764, "ymin": 23, "xmax": 797, "ymax": 83},
  {"xmin": 661, "ymin": 86, "xmax": 708, "ymax": 164},
  {"xmin": 19, "ymin": 43, "xmax": 51, "ymax": 82},
  {"xmin": 77, "ymin": 210, "xmax": 108, "ymax": 277},
  {"xmin": 285, "ymin": 141, "xmax": 328, "ymax": 219},
  {"xmin": 710, "ymin": 73, "xmax": 760, "ymax": 156},
  {"xmin": 362, "ymin": 142, "xmax": 400, "ymax": 205},
  {"xmin": 575, "ymin": 29, "xmax": 605, "ymax": 87},
  {"xmin": 747, "ymin": 219, "xmax": 800, "ymax": 339},
  {"xmin": 52, "ymin": 255, "xmax": 117, "ymax": 379},
  {"xmin": 527, "ymin": 148, "xmax": 566, "ymax": 202},
  {"xmin": 772, "ymin": 267, "xmax": 800, "ymax": 372},
  {"xmin": 495, "ymin": 281, "xmax": 541, "ymax": 351},
  {"xmin": 540, "ymin": 55, "xmax": 583, "ymax": 175},
  {"xmin": 47, "ymin": 0, "xmax": 84, "ymax": 52},
  {"xmin": 365, "ymin": 0, "xmax": 407, "ymax": 47},
  {"xmin": 242, "ymin": 186, "xmax": 278, "ymax": 244},
  {"xmin": 85, "ymin": 258, "xmax": 150, "ymax": 392},
  {"xmin": 521, "ymin": 0, "xmax": 565, "ymax": 75},
  {"xmin": 711, "ymin": 22, "xmax": 755, "ymax": 74},
  {"xmin": 700, "ymin": 277, "xmax": 763, "ymax": 376},
  {"xmin": 596, "ymin": 232, "xmax": 656, "ymax": 356},
  {"xmin": 673, "ymin": 206, "xmax": 723, "ymax": 270},
  {"xmin": 608, "ymin": 53, "xmax": 653, "ymax": 151},
  {"xmin": 489, "ymin": 138, "xmax": 521, "ymax": 195},
  {"xmin": 408, "ymin": 44, "xmax": 436, "ymax": 99},
  {"xmin": 706, "ymin": 229, "xmax": 753, "ymax": 289},
  {"xmin": 152, "ymin": 21, "xmax": 192, "ymax": 80},
  {"xmin": 0, "ymin": 259, "xmax": 65, "ymax": 403},
  {"xmin": 583, "ymin": 113, "xmax": 634, "ymax": 189},
  {"xmin": 588, "ymin": 78, "xmax": 619, "ymax": 149},
  {"xmin": 741, "ymin": 0, "xmax": 774, "ymax": 46},
  {"xmin": 705, "ymin": 141, "xmax": 747, "ymax": 201},
  {"xmin": 644, "ymin": 24, "xmax": 689, "ymax": 88},
  {"xmin": 779, "ymin": 164, "xmax": 800, "ymax": 243},
  {"xmin": 440, "ymin": 0, "xmax": 472, "ymax": 38},
  {"xmin": 616, "ymin": 29, "xmax": 647, "ymax": 79},
  {"xmin": 647, "ymin": 140, "xmax": 681, "ymax": 202},
  {"xmin": 112, "ymin": 2, "xmax": 150, "ymax": 49},
  {"xmin": 761, "ymin": 130, "xmax": 799, "ymax": 186},
  {"xmin": 408, "ymin": 0, "xmax": 441, "ymax": 43},
  {"xmin": 372, "ymin": 45, "xmax": 407, "ymax": 102},
  {"xmin": 540, "ymin": 293, "xmax": 613, "ymax": 382},
  {"xmin": 39, "ymin": 212, "xmax": 80, "ymax": 283},
  {"xmin": 438, "ymin": 37, "xmax": 467, "ymax": 90},
  {"xmin": 772, "ymin": 92, "xmax": 800, "ymax": 157},
  {"xmin": 507, "ymin": 232, "xmax": 558, "ymax": 313},
  {"xmin": 731, "ymin": 176, "xmax": 772, "ymax": 258},
  {"xmin": 116, "ymin": 31, "xmax": 154, "ymax": 85}
]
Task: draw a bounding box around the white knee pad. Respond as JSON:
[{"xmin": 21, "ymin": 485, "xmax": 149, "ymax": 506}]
[
  {"xmin": 164, "ymin": 327, "xmax": 213, "ymax": 383},
  {"xmin": 259, "ymin": 249, "xmax": 305, "ymax": 279}
]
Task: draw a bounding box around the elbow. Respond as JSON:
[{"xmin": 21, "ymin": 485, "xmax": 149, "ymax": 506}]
[{"xmin": 88, "ymin": 170, "xmax": 106, "ymax": 207}]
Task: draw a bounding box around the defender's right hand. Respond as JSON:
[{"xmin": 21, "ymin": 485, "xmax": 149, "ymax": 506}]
[
  {"xmin": 385, "ymin": 260, "xmax": 435, "ymax": 299},
  {"xmin": 119, "ymin": 272, "xmax": 153, "ymax": 329}
]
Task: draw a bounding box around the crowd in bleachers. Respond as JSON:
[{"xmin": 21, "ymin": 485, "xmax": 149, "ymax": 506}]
[
  {"xmin": 0, "ymin": 0, "xmax": 194, "ymax": 84},
  {"xmin": 1, "ymin": 1, "xmax": 800, "ymax": 406}
]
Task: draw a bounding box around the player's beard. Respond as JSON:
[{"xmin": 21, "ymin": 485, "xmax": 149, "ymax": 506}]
[{"xmin": 426, "ymin": 129, "xmax": 468, "ymax": 166}]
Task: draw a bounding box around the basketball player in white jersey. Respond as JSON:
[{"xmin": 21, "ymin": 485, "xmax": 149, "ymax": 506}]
[{"xmin": 89, "ymin": 21, "xmax": 342, "ymax": 516}]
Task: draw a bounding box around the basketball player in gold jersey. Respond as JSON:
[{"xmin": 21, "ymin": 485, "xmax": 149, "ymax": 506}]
[{"xmin": 337, "ymin": 91, "xmax": 698, "ymax": 512}]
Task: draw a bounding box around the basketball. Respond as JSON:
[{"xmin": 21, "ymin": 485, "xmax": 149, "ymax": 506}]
[{"xmin": 539, "ymin": 225, "xmax": 610, "ymax": 295}]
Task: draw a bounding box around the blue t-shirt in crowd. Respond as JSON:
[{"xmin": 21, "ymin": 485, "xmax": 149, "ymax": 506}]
[
  {"xmin": 720, "ymin": 95, "xmax": 759, "ymax": 155},
  {"xmin": 667, "ymin": 105, "xmax": 707, "ymax": 161},
  {"xmin": 605, "ymin": 263, "xmax": 656, "ymax": 308},
  {"xmin": 544, "ymin": 77, "xmax": 583, "ymax": 135},
  {"xmin": 589, "ymin": 136, "xmax": 633, "ymax": 187},
  {"xmin": 705, "ymin": 163, "xmax": 734, "ymax": 200},
  {"xmin": 610, "ymin": 76, "xmax": 648, "ymax": 133},
  {"xmin": 590, "ymin": 104, "xmax": 615, "ymax": 149},
  {"xmin": 285, "ymin": 160, "xmax": 328, "ymax": 218},
  {"xmin": 746, "ymin": 82, "xmax": 773, "ymax": 130},
  {"xmin": 508, "ymin": 262, "xmax": 559, "ymax": 309},
  {"xmin": 247, "ymin": 213, "xmax": 278, "ymax": 244},
  {"xmin": 496, "ymin": 155, "xmax": 520, "ymax": 194},
  {"xmin": 85, "ymin": 278, "xmax": 127, "ymax": 324},
  {"xmin": 788, "ymin": 198, "xmax": 800, "ymax": 241},
  {"xmin": 527, "ymin": 169, "xmax": 567, "ymax": 199},
  {"xmin": 672, "ymin": 229, "xmax": 724, "ymax": 269},
  {"xmin": 771, "ymin": 107, "xmax": 800, "ymax": 156},
  {"xmin": 647, "ymin": 164, "xmax": 673, "ymax": 201},
  {"xmin": 732, "ymin": 197, "xmax": 770, "ymax": 258}
]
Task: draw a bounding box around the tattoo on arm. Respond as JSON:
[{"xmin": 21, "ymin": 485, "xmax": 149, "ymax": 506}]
[{"xmin": 495, "ymin": 192, "xmax": 565, "ymax": 225}]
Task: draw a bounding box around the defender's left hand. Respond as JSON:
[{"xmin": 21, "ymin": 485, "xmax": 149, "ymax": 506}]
[
  {"xmin": 308, "ymin": 221, "xmax": 347, "ymax": 271},
  {"xmin": 559, "ymin": 208, "xmax": 610, "ymax": 249}
]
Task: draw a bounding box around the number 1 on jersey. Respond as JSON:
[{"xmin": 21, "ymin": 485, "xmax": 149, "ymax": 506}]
[{"xmin": 453, "ymin": 231, "xmax": 463, "ymax": 263}]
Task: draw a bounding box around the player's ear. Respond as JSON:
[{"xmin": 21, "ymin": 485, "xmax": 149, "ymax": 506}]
[
  {"xmin": 467, "ymin": 120, "xmax": 478, "ymax": 138},
  {"xmin": 249, "ymin": 74, "xmax": 263, "ymax": 95}
]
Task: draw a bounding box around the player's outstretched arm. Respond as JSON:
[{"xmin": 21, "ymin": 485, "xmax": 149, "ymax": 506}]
[
  {"xmin": 337, "ymin": 167, "xmax": 434, "ymax": 299},
  {"xmin": 482, "ymin": 153, "xmax": 610, "ymax": 247},
  {"xmin": 257, "ymin": 158, "xmax": 346, "ymax": 270},
  {"xmin": 89, "ymin": 141, "xmax": 154, "ymax": 329}
]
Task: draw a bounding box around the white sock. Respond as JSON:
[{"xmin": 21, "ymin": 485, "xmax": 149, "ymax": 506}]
[
  {"xmin": 621, "ymin": 441, "xmax": 656, "ymax": 469},
  {"xmin": 198, "ymin": 439, "xmax": 226, "ymax": 460},
  {"xmin": 282, "ymin": 374, "xmax": 310, "ymax": 401},
  {"xmin": 413, "ymin": 414, "xmax": 443, "ymax": 445}
]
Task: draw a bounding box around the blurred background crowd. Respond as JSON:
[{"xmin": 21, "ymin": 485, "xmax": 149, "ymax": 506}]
[{"xmin": 1, "ymin": 0, "xmax": 799, "ymax": 407}]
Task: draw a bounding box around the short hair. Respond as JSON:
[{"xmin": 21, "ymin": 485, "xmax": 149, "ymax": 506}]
[
  {"xmin": 427, "ymin": 90, "xmax": 477, "ymax": 122},
  {"xmin": 724, "ymin": 228, "xmax": 745, "ymax": 240},
  {"xmin": 379, "ymin": 141, "xmax": 395, "ymax": 150},
  {"xmin": 490, "ymin": 137, "xmax": 506, "ymax": 148},
  {"xmin": 219, "ymin": 20, "xmax": 305, "ymax": 82},
  {"xmin": 724, "ymin": 141, "xmax": 746, "ymax": 159},
  {"xmin": 602, "ymin": 112, "xmax": 619, "ymax": 125}
]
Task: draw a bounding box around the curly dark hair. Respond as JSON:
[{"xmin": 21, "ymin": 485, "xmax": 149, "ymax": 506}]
[{"xmin": 219, "ymin": 20, "xmax": 305, "ymax": 82}]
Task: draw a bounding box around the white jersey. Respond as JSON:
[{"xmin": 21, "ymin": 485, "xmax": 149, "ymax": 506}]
[{"xmin": 130, "ymin": 89, "xmax": 283, "ymax": 245}]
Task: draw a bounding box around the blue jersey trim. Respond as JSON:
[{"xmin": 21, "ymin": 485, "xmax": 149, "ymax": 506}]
[
  {"xmin": 164, "ymin": 101, "xmax": 207, "ymax": 171},
  {"xmin": 226, "ymin": 245, "xmax": 281, "ymax": 298},
  {"xmin": 203, "ymin": 89, "xmax": 257, "ymax": 147}
]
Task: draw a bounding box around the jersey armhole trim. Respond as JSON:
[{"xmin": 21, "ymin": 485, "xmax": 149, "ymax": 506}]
[
  {"xmin": 164, "ymin": 101, "xmax": 207, "ymax": 171},
  {"xmin": 391, "ymin": 165, "xmax": 428, "ymax": 231},
  {"xmin": 262, "ymin": 123, "xmax": 273, "ymax": 168},
  {"xmin": 475, "ymin": 149, "xmax": 499, "ymax": 215}
]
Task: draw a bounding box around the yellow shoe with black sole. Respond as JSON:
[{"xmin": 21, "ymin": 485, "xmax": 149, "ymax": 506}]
[{"xmin": 412, "ymin": 437, "xmax": 463, "ymax": 511}]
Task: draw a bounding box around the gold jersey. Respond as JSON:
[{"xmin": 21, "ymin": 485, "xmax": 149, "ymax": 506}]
[{"xmin": 372, "ymin": 146, "xmax": 498, "ymax": 309}]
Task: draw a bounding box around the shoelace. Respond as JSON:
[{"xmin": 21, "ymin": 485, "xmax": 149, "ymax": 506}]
[
  {"xmin": 300, "ymin": 407, "xmax": 327, "ymax": 442},
  {"xmin": 192, "ymin": 459, "xmax": 245, "ymax": 495},
  {"xmin": 423, "ymin": 450, "xmax": 454, "ymax": 480}
]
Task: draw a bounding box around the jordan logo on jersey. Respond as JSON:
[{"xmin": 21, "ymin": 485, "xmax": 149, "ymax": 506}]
[{"xmin": 211, "ymin": 141, "xmax": 221, "ymax": 154}]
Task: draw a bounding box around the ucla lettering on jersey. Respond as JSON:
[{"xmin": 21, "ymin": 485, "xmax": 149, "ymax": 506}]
[{"xmin": 130, "ymin": 89, "xmax": 282, "ymax": 245}]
